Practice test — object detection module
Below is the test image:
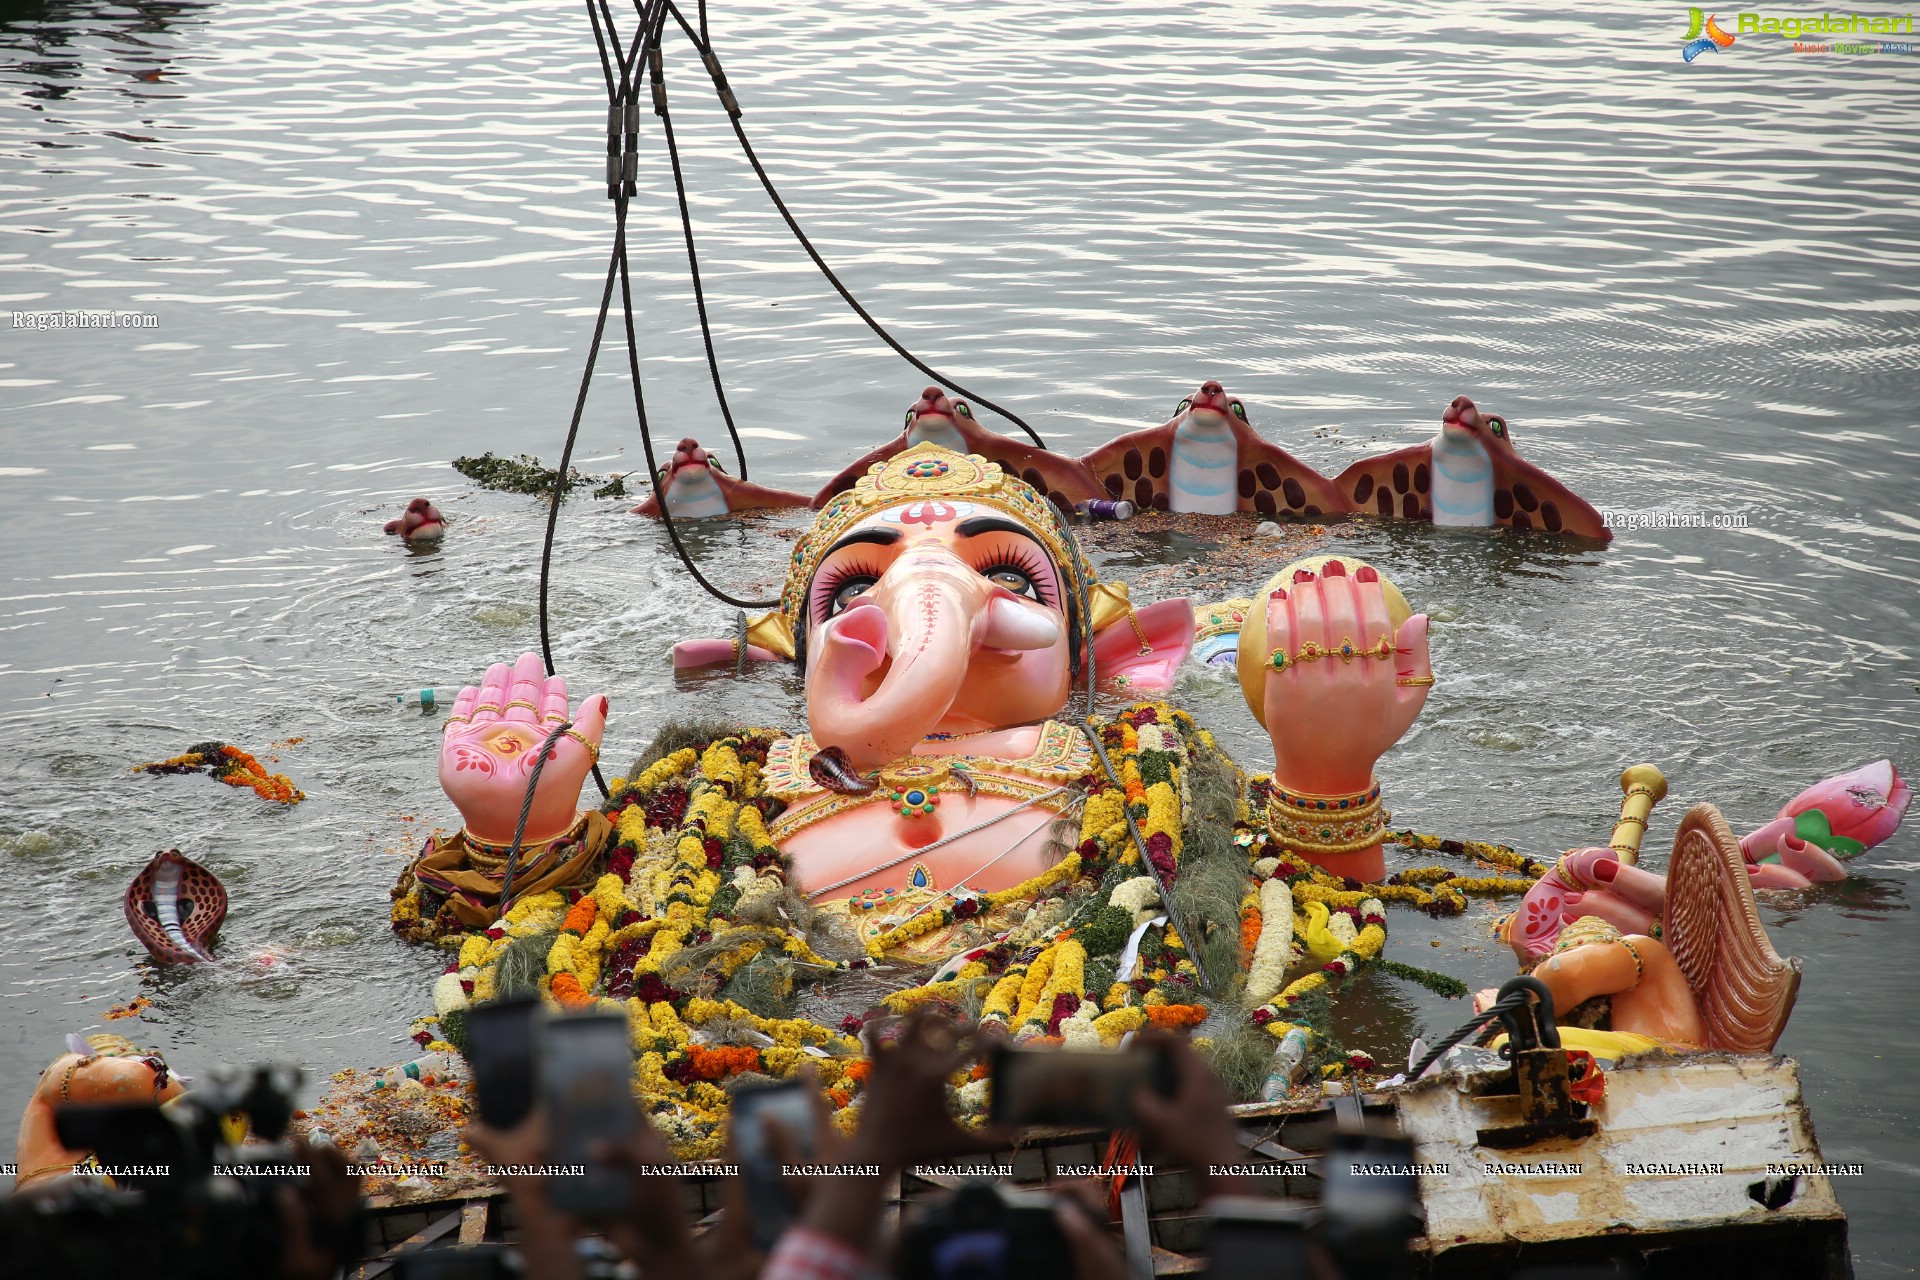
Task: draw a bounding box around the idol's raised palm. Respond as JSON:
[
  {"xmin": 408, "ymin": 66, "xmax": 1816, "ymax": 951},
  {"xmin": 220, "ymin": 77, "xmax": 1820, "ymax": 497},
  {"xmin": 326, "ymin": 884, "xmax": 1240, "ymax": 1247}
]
[{"xmin": 438, "ymin": 651, "xmax": 607, "ymax": 847}]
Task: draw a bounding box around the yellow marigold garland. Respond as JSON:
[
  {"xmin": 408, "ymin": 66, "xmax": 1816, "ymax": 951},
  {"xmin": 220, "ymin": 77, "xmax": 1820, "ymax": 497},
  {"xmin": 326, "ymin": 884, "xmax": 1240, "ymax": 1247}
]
[{"xmin": 409, "ymin": 707, "xmax": 1510, "ymax": 1148}]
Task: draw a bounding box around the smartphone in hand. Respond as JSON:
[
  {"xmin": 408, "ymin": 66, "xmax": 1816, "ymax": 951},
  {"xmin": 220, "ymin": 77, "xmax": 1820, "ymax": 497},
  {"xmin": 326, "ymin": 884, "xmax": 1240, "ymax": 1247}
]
[
  {"xmin": 540, "ymin": 1009, "xmax": 637, "ymax": 1216},
  {"xmin": 465, "ymin": 996, "xmax": 541, "ymax": 1131},
  {"xmin": 731, "ymin": 1078, "xmax": 818, "ymax": 1252},
  {"xmin": 987, "ymin": 1041, "xmax": 1177, "ymax": 1129}
]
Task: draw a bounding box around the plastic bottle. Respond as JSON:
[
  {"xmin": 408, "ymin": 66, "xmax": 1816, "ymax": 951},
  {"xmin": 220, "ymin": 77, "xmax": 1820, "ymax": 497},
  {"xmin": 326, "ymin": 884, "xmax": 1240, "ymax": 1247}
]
[
  {"xmin": 1078, "ymin": 499, "xmax": 1136, "ymax": 522},
  {"xmin": 1259, "ymin": 1026, "xmax": 1312, "ymax": 1102},
  {"xmin": 373, "ymin": 1052, "xmax": 464, "ymax": 1089},
  {"xmin": 394, "ymin": 687, "xmax": 461, "ymax": 710}
]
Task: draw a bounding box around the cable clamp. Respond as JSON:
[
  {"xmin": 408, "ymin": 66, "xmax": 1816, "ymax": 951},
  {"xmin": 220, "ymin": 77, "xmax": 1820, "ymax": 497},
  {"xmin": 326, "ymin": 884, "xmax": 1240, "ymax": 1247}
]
[{"xmin": 701, "ymin": 48, "xmax": 742, "ymax": 118}]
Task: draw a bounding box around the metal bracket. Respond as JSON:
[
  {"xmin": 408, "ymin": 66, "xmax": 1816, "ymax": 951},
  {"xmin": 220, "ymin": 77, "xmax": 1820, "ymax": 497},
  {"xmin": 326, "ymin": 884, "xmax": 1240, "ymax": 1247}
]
[{"xmin": 1474, "ymin": 1046, "xmax": 1597, "ymax": 1149}]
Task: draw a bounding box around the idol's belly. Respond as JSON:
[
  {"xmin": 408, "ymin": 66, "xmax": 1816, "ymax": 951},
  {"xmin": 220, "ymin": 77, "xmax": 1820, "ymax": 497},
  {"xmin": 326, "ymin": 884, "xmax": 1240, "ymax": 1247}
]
[{"xmin": 781, "ymin": 792, "xmax": 1067, "ymax": 903}]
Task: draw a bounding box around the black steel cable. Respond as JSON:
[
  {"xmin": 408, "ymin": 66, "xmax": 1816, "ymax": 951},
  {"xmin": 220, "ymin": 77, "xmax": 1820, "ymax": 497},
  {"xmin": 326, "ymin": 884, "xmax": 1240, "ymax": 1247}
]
[
  {"xmin": 498, "ymin": 720, "xmax": 577, "ymax": 910},
  {"xmin": 651, "ymin": 44, "xmax": 750, "ymax": 479},
  {"xmin": 1407, "ymin": 990, "xmax": 1532, "ymax": 1081},
  {"xmin": 584, "ymin": 0, "xmax": 617, "ymax": 97},
  {"xmin": 616, "ymin": 195, "xmax": 782, "ymax": 608},
  {"xmin": 661, "ymin": 0, "xmax": 1048, "ymax": 450},
  {"xmin": 534, "ymin": 235, "xmax": 619, "ymax": 801},
  {"xmin": 1061, "ymin": 515, "xmax": 1213, "ymax": 996}
]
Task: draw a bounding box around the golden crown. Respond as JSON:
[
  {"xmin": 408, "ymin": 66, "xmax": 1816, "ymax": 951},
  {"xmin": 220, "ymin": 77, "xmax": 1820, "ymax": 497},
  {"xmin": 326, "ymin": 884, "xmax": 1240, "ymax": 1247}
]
[{"xmin": 777, "ymin": 443, "xmax": 1088, "ymax": 634}]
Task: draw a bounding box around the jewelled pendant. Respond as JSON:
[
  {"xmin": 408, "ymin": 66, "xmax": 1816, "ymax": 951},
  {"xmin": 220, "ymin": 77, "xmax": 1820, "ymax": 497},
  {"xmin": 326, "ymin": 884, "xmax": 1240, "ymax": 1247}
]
[{"xmin": 879, "ymin": 761, "xmax": 949, "ymax": 819}]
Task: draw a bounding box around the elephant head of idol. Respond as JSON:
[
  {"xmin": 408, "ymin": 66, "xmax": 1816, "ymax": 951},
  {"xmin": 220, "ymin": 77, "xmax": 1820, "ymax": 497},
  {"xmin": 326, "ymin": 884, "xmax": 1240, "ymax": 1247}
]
[
  {"xmin": 780, "ymin": 446, "xmax": 1088, "ymax": 772},
  {"xmin": 692, "ymin": 446, "xmax": 1196, "ymax": 760}
]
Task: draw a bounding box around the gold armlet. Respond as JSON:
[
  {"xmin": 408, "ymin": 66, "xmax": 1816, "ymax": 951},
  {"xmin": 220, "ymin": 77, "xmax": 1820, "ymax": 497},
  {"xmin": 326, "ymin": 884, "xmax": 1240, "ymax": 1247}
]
[
  {"xmin": 458, "ymin": 812, "xmax": 592, "ymax": 874},
  {"xmin": 1265, "ymin": 779, "xmax": 1390, "ymax": 856}
]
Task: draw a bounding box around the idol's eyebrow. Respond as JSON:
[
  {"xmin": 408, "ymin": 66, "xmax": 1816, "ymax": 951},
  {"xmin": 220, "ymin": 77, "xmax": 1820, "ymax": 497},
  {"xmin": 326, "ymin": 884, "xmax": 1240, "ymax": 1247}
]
[
  {"xmin": 823, "ymin": 527, "xmax": 901, "ymax": 557},
  {"xmin": 955, "ymin": 516, "xmax": 1042, "ymax": 541}
]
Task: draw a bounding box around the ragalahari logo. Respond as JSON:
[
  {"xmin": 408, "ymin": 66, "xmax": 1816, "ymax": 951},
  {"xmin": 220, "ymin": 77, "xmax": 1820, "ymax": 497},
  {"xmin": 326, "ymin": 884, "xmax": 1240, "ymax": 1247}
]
[{"xmin": 1683, "ymin": 9, "xmax": 1739, "ymax": 59}]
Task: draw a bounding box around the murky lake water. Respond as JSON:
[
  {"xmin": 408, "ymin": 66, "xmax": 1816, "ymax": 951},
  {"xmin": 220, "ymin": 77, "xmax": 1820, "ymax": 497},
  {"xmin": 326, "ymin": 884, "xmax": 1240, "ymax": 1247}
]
[{"xmin": 3, "ymin": 0, "xmax": 1917, "ymax": 1267}]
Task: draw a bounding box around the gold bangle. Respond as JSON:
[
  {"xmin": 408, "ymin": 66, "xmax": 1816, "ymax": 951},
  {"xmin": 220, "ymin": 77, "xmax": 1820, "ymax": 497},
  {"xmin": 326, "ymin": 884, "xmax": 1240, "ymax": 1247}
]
[
  {"xmin": 1265, "ymin": 779, "xmax": 1389, "ymax": 856},
  {"xmin": 459, "ymin": 812, "xmax": 591, "ymax": 871},
  {"xmin": 505, "ymin": 700, "xmax": 538, "ymax": 713},
  {"xmin": 1267, "ymin": 634, "xmax": 1393, "ymax": 671},
  {"xmin": 563, "ymin": 728, "xmax": 600, "ymax": 760},
  {"xmin": 1395, "ymin": 675, "xmax": 1435, "ymax": 687},
  {"xmin": 16, "ymin": 1162, "xmax": 78, "ymax": 1186},
  {"xmin": 59, "ymin": 1056, "xmax": 97, "ymax": 1103},
  {"xmin": 1618, "ymin": 936, "xmax": 1645, "ymax": 984}
]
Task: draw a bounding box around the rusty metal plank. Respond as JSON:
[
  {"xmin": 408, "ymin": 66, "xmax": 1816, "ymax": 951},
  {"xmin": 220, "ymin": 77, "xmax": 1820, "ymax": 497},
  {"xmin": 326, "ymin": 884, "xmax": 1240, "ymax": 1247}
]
[
  {"xmin": 353, "ymin": 1208, "xmax": 462, "ymax": 1279},
  {"xmin": 457, "ymin": 1198, "xmax": 489, "ymax": 1245}
]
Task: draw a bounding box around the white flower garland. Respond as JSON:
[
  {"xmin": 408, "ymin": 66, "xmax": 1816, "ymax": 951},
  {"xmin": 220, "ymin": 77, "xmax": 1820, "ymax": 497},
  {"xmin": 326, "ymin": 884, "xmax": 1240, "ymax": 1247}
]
[
  {"xmin": 1242, "ymin": 878, "xmax": 1296, "ymax": 1009},
  {"xmin": 1060, "ymin": 1008, "xmax": 1101, "ymax": 1050},
  {"xmin": 1110, "ymin": 876, "xmax": 1163, "ymax": 927},
  {"xmin": 1327, "ymin": 906, "xmax": 1358, "ymax": 950},
  {"xmin": 432, "ymin": 971, "xmax": 470, "ymax": 1018}
]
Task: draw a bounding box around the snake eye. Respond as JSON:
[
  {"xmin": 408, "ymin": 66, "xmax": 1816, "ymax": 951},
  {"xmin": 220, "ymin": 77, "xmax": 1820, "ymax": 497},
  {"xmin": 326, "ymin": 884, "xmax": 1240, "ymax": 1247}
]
[
  {"xmin": 954, "ymin": 400, "xmax": 973, "ymax": 419},
  {"xmin": 1487, "ymin": 417, "xmax": 1507, "ymax": 437},
  {"xmin": 1229, "ymin": 399, "xmax": 1248, "ymax": 421},
  {"xmin": 1176, "ymin": 398, "xmax": 1193, "ymax": 415}
]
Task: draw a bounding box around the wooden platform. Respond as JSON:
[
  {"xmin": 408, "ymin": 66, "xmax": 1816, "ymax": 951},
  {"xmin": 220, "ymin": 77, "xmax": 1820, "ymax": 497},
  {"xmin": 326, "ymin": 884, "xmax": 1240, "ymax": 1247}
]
[{"xmin": 352, "ymin": 1056, "xmax": 1850, "ymax": 1279}]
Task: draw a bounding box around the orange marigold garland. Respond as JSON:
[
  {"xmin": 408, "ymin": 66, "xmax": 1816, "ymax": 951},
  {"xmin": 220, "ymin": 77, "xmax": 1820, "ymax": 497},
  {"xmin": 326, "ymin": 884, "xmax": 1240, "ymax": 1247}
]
[
  {"xmin": 136, "ymin": 741, "xmax": 304, "ymax": 805},
  {"xmin": 1145, "ymin": 1003, "xmax": 1207, "ymax": 1030},
  {"xmin": 1238, "ymin": 899, "xmax": 1263, "ymax": 963}
]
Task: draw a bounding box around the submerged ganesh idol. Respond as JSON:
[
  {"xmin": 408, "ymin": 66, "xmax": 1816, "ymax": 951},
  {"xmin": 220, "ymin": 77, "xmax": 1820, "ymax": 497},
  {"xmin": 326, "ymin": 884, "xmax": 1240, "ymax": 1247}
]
[{"xmin": 386, "ymin": 444, "xmax": 1786, "ymax": 1160}]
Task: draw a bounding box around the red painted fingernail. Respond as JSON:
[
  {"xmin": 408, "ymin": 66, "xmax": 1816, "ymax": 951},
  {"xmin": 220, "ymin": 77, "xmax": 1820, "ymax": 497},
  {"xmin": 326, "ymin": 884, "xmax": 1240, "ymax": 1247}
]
[
  {"xmin": 1323, "ymin": 559, "xmax": 1346, "ymax": 576},
  {"xmin": 1293, "ymin": 569, "xmax": 1315, "ymax": 584},
  {"xmin": 1355, "ymin": 565, "xmax": 1378, "ymax": 583},
  {"xmin": 1269, "ymin": 587, "xmax": 1288, "ymax": 602}
]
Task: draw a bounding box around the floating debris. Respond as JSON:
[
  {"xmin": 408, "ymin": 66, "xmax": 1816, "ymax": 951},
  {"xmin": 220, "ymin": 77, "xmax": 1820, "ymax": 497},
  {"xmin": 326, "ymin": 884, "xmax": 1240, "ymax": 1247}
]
[
  {"xmin": 135, "ymin": 740, "xmax": 304, "ymax": 805},
  {"xmin": 451, "ymin": 451, "xmax": 630, "ymax": 500}
]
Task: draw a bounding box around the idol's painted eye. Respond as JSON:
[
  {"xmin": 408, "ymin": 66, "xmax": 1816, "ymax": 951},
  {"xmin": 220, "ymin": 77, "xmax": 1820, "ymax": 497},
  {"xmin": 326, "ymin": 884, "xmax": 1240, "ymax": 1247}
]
[
  {"xmin": 1487, "ymin": 416, "xmax": 1506, "ymax": 437},
  {"xmin": 974, "ymin": 545, "xmax": 1054, "ymax": 606},
  {"xmin": 829, "ymin": 575, "xmax": 877, "ymax": 615},
  {"xmin": 954, "ymin": 400, "xmax": 973, "ymax": 419},
  {"xmin": 1175, "ymin": 398, "xmax": 1193, "ymax": 415},
  {"xmin": 905, "ymin": 409, "xmax": 916, "ymax": 429},
  {"xmin": 813, "ymin": 560, "xmax": 882, "ymax": 620},
  {"xmin": 984, "ymin": 565, "xmax": 1038, "ymax": 597},
  {"xmin": 1229, "ymin": 399, "xmax": 1248, "ymax": 420}
]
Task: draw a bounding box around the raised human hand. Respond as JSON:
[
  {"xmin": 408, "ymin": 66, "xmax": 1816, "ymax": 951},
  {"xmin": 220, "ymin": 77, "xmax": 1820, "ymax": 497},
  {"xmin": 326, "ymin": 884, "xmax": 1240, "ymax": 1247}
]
[
  {"xmin": 1260, "ymin": 560, "xmax": 1431, "ymax": 796},
  {"xmin": 849, "ymin": 1010, "xmax": 1003, "ymax": 1171},
  {"xmin": 1128, "ymin": 1030, "xmax": 1254, "ymax": 1198},
  {"xmin": 439, "ymin": 651, "xmax": 608, "ymax": 847}
]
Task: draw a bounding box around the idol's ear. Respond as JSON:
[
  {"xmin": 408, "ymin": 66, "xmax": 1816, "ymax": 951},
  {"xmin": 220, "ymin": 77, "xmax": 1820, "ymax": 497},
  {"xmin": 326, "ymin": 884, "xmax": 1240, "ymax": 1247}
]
[
  {"xmin": 1087, "ymin": 583, "xmax": 1194, "ymax": 691},
  {"xmin": 671, "ymin": 611, "xmax": 795, "ymax": 671}
]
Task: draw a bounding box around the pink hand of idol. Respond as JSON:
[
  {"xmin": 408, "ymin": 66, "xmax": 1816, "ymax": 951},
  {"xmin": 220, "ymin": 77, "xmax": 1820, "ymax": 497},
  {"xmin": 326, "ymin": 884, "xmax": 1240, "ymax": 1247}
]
[
  {"xmin": 1260, "ymin": 560, "xmax": 1432, "ymax": 796},
  {"xmin": 439, "ymin": 651, "xmax": 608, "ymax": 847}
]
